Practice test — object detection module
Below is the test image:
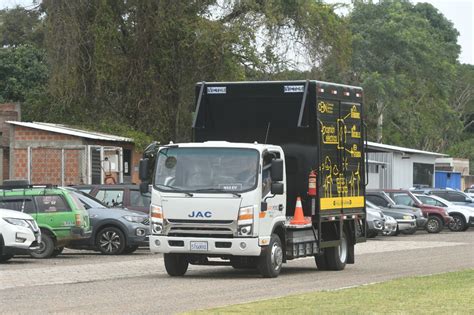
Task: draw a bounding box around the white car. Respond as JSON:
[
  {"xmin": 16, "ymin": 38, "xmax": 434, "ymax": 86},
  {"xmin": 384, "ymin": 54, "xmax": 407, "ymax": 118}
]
[
  {"xmin": 415, "ymin": 194, "xmax": 474, "ymax": 232},
  {"xmin": 0, "ymin": 208, "xmax": 41, "ymax": 262}
]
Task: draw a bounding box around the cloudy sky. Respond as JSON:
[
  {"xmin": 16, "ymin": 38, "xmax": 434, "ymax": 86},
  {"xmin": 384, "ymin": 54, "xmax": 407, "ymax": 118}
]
[{"xmin": 1, "ymin": 0, "xmax": 473, "ymax": 64}]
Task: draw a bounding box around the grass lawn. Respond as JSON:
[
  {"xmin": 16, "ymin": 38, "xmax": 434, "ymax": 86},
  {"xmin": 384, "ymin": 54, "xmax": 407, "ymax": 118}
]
[{"xmin": 189, "ymin": 269, "xmax": 474, "ymax": 314}]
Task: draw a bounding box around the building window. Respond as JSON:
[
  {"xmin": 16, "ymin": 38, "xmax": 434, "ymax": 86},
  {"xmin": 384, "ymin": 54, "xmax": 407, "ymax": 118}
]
[
  {"xmin": 413, "ymin": 163, "xmax": 434, "ymax": 187},
  {"xmin": 368, "ymin": 164, "xmax": 379, "ymax": 173}
]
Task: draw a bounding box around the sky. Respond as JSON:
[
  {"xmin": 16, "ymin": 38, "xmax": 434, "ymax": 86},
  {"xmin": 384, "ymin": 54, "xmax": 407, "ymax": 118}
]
[{"xmin": 1, "ymin": 0, "xmax": 473, "ymax": 64}]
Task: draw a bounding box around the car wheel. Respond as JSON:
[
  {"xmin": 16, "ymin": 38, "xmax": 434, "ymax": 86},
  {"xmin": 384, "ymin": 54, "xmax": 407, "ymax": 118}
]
[
  {"xmin": 51, "ymin": 246, "xmax": 64, "ymax": 257},
  {"xmin": 30, "ymin": 233, "xmax": 55, "ymax": 259},
  {"xmin": 325, "ymin": 231, "xmax": 349, "ymax": 271},
  {"xmin": 448, "ymin": 214, "xmax": 466, "ymax": 232},
  {"xmin": 164, "ymin": 253, "xmax": 189, "ymax": 276},
  {"xmin": 122, "ymin": 245, "xmax": 139, "ymax": 254},
  {"xmin": 425, "ymin": 216, "xmax": 443, "ymax": 233},
  {"xmin": 96, "ymin": 227, "xmax": 126, "ymax": 255},
  {"xmin": 258, "ymin": 234, "xmax": 283, "ymax": 278},
  {"xmin": 0, "ymin": 253, "xmax": 13, "ymax": 262}
]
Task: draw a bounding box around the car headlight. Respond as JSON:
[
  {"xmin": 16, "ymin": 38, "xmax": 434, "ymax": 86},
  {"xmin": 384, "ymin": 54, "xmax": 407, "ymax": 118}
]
[
  {"xmin": 150, "ymin": 205, "xmax": 163, "ymax": 235},
  {"xmin": 123, "ymin": 215, "xmax": 146, "ymax": 223},
  {"xmin": 3, "ymin": 218, "xmax": 30, "ymax": 228},
  {"xmin": 238, "ymin": 206, "xmax": 254, "ymax": 237}
]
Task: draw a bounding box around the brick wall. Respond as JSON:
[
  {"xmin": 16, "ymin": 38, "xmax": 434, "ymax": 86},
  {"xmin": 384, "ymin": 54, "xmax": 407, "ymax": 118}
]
[{"xmin": 12, "ymin": 148, "xmax": 28, "ymax": 179}]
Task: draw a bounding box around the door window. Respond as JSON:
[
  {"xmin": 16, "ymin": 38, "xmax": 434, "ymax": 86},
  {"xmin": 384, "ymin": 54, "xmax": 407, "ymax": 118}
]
[
  {"xmin": 96, "ymin": 189, "xmax": 124, "ymax": 207},
  {"xmin": 34, "ymin": 195, "xmax": 71, "ymax": 212},
  {"xmin": 447, "ymin": 192, "xmax": 467, "ymax": 202},
  {"xmin": 366, "ymin": 195, "xmax": 389, "ymax": 207},
  {"xmin": 0, "ymin": 198, "xmax": 35, "ymax": 213}
]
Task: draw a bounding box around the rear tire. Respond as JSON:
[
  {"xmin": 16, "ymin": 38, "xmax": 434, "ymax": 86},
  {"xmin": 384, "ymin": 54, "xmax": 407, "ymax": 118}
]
[
  {"xmin": 425, "ymin": 216, "xmax": 443, "ymax": 233},
  {"xmin": 448, "ymin": 214, "xmax": 466, "ymax": 232},
  {"xmin": 325, "ymin": 231, "xmax": 348, "ymax": 271},
  {"xmin": 122, "ymin": 245, "xmax": 139, "ymax": 254},
  {"xmin": 0, "ymin": 253, "xmax": 13, "ymax": 262},
  {"xmin": 314, "ymin": 254, "xmax": 328, "ymax": 270},
  {"xmin": 51, "ymin": 246, "xmax": 64, "ymax": 257},
  {"xmin": 30, "ymin": 233, "xmax": 55, "ymax": 259},
  {"xmin": 258, "ymin": 234, "xmax": 283, "ymax": 278},
  {"xmin": 164, "ymin": 253, "xmax": 189, "ymax": 276}
]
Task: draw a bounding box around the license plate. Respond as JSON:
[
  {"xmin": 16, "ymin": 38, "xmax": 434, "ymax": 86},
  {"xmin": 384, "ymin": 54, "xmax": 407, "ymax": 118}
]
[{"xmin": 190, "ymin": 241, "xmax": 208, "ymax": 251}]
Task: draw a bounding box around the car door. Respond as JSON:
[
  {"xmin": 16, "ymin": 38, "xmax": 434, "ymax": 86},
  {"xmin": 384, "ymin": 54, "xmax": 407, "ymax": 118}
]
[{"xmin": 34, "ymin": 195, "xmax": 73, "ymax": 235}]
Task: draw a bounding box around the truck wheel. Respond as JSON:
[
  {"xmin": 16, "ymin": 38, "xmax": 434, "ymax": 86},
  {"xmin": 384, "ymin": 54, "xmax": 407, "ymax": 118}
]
[
  {"xmin": 51, "ymin": 246, "xmax": 64, "ymax": 257},
  {"xmin": 448, "ymin": 214, "xmax": 466, "ymax": 232},
  {"xmin": 30, "ymin": 233, "xmax": 55, "ymax": 259},
  {"xmin": 96, "ymin": 227, "xmax": 126, "ymax": 255},
  {"xmin": 314, "ymin": 254, "xmax": 328, "ymax": 270},
  {"xmin": 325, "ymin": 231, "xmax": 348, "ymax": 271},
  {"xmin": 0, "ymin": 253, "xmax": 13, "ymax": 262},
  {"xmin": 425, "ymin": 216, "xmax": 442, "ymax": 233},
  {"xmin": 258, "ymin": 234, "xmax": 283, "ymax": 278},
  {"xmin": 164, "ymin": 253, "xmax": 189, "ymax": 276}
]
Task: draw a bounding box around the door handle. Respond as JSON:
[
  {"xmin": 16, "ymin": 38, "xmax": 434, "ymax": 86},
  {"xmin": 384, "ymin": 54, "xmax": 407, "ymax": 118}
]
[{"xmin": 279, "ymin": 204, "xmax": 284, "ymax": 211}]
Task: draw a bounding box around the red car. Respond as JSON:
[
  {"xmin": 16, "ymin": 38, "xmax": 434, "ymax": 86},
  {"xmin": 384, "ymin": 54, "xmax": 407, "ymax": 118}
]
[{"xmin": 383, "ymin": 189, "xmax": 453, "ymax": 233}]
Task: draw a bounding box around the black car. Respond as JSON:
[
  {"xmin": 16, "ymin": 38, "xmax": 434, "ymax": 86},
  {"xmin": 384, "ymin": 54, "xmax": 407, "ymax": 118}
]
[
  {"xmin": 73, "ymin": 184, "xmax": 151, "ymax": 214},
  {"xmin": 66, "ymin": 189, "xmax": 149, "ymax": 255}
]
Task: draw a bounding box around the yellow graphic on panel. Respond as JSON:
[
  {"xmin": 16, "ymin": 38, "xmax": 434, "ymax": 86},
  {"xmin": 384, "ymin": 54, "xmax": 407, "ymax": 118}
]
[{"xmin": 318, "ymin": 101, "xmax": 334, "ymax": 114}]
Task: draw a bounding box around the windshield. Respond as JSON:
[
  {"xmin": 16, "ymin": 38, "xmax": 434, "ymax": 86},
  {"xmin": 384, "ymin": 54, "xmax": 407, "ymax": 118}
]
[{"xmin": 154, "ymin": 147, "xmax": 259, "ymax": 193}]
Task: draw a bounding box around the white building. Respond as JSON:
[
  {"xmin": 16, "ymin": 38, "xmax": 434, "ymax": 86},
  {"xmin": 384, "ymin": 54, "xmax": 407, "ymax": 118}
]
[{"xmin": 366, "ymin": 141, "xmax": 447, "ymax": 190}]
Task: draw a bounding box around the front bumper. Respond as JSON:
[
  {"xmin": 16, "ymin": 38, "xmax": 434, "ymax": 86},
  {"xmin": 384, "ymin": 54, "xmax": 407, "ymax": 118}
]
[
  {"xmin": 397, "ymin": 219, "xmax": 417, "ymax": 231},
  {"xmin": 149, "ymin": 235, "xmax": 262, "ymax": 256}
]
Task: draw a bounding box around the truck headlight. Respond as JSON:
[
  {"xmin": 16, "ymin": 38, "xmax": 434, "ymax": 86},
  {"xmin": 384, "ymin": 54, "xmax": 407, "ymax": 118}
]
[
  {"xmin": 150, "ymin": 205, "xmax": 163, "ymax": 235},
  {"xmin": 238, "ymin": 206, "xmax": 254, "ymax": 237},
  {"xmin": 3, "ymin": 218, "xmax": 29, "ymax": 228}
]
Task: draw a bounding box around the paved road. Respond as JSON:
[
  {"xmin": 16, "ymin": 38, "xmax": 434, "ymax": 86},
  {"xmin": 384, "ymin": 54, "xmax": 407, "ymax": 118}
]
[{"xmin": 1, "ymin": 230, "xmax": 473, "ymax": 314}]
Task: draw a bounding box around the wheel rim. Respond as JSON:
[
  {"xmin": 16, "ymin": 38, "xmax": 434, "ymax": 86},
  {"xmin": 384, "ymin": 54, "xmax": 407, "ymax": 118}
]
[
  {"xmin": 99, "ymin": 231, "xmax": 121, "ymax": 253},
  {"xmin": 449, "ymin": 216, "xmax": 462, "ymax": 231},
  {"xmin": 427, "ymin": 218, "xmax": 439, "ymax": 232},
  {"xmin": 35, "ymin": 240, "xmax": 46, "ymax": 254},
  {"xmin": 339, "ymin": 235, "xmax": 348, "ymax": 263},
  {"xmin": 271, "ymin": 242, "xmax": 283, "ymax": 271}
]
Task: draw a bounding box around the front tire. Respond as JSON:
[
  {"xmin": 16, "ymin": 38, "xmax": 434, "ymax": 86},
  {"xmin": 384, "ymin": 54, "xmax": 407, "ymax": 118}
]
[
  {"xmin": 425, "ymin": 216, "xmax": 443, "ymax": 233},
  {"xmin": 164, "ymin": 253, "xmax": 189, "ymax": 276},
  {"xmin": 448, "ymin": 214, "xmax": 466, "ymax": 232},
  {"xmin": 258, "ymin": 234, "xmax": 283, "ymax": 278},
  {"xmin": 122, "ymin": 245, "xmax": 139, "ymax": 254},
  {"xmin": 0, "ymin": 253, "xmax": 13, "ymax": 262},
  {"xmin": 96, "ymin": 227, "xmax": 126, "ymax": 255},
  {"xmin": 30, "ymin": 233, "xmax": 55, "ymax": 259}
]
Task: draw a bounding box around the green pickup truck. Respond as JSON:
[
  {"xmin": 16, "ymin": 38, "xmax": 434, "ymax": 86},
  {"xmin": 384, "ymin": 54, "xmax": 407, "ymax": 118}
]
[{"xmin": 0, "ymin": 185, "xmax": 91, "ymax": 258}]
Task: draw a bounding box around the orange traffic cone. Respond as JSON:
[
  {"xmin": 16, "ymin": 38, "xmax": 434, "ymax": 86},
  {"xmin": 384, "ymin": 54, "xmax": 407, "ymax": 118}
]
[{"xmin": 290, "ymin": 197, "xmax": 310, "ymax": 225}]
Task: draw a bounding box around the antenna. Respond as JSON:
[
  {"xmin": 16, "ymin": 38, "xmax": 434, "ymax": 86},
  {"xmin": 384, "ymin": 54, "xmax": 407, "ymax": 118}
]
[{"xmin": 264, "ymin": 122, "xmax": 271, "ymax": 144}]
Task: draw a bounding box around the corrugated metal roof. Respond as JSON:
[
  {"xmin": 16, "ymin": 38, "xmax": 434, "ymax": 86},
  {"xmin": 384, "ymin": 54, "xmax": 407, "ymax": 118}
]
[
  {"xmin": 367, "ymin": 141, "xmax": 447, "ymax": 157},
  {"xmin": 6, "ymin": 121, "xmax": 133, "ymax": 142}
]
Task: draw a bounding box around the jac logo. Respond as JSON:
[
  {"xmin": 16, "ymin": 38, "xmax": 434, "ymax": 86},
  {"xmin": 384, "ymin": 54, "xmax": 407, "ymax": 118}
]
[{"xmin": 188, "ymin": 211, "xmax": 212, "ymax": 218}]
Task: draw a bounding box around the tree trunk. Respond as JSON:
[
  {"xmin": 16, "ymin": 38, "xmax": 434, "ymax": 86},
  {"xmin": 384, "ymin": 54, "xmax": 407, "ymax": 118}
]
[{"xmin": 376, "ymin": 100, "xmax": 384, "ymax": 143}]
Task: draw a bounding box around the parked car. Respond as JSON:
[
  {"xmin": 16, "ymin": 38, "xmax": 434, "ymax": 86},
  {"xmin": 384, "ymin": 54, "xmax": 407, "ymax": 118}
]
[
  {"xmin": 415, "ymin": 194, "xmax": 474, "ymax": 232},
  {"xmin": 66, "ymin": 189, "xmax": 149, "ymax": 255},
  {"xmin": 412, "ymin": 188, "xmax": 474, "ymax": 208},
  {"xmin": 0, "ymin": 208, "xmax": 41, "ymax": 262},
  {"xmin": 366, "ymin": 206, "xmax": 385, "ymax": 238},
  {"xmin": 366, "ymin": 201, "xmax": 416, "ymax": 235},
  {"xmin": 73, "ymin": 184, "xmax": 151, "ymax": 213},
  {"xmin": 0, "ymin": 185, "xmax": 91, "ymax": 258},
  {"xmin": 383, "ymin": 189, "xmax": 452, "ymax": 233},
  {"xmin": 464, "ymin": 188, "xmax": 474, "ymax": 198},
  {"xmin": 366, "ymin": 190, "xmax": 426, "ymax": 233}
]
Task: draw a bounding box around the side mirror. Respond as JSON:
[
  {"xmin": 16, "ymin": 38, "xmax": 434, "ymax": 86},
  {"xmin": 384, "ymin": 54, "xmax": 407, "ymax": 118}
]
[
  {"xmin": 466, "ymin": 197, "xmax": 473, "ymax": 203},
  {"xmin": 139, "ymin": 159, "xmax": 150, "ymax": 181},
  {"xmin": 261, "ymin": 201, "xmax": 268, "ymax": 212},
  {"xmin": 139, "ymin": 182, "xmax": 150, "ymax": 194},
  {"xmin": 271, "ymin": 182, "xmax": 284, "ymax": 195},
  {"xmin": 271, "ymin": 159, "xmax": 284, "ymax": 182}
]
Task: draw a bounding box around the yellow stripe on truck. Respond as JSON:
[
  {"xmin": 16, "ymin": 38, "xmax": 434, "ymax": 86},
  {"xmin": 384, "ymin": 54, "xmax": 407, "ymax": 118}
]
[{"xmin": 320, "ymin": 196, "xmax": 365, "ymax": 210}]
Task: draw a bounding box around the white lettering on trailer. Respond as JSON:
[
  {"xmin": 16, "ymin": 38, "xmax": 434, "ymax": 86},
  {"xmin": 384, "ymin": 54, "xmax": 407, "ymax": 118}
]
[
  {"xmin": 207, "ymin": 87, "xmax": 227, "ymax": 94},
  {"xmin": 284, "ymin": 85, "xmax": 304, "ymax": 93}
]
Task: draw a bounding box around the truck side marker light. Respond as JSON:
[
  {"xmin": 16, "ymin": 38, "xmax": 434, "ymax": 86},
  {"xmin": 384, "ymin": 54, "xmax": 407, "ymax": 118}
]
[
  {"xmin": 259, "ymin": 212, "xmax": 266, "ymax": 219},
  {"xmin": 290, "ymin": 197, "xmax": 311, "ymax": 225},
  {"xmin": 331, "ymin": 90, "xmax": 338, "ymax": 95},
  {"xmin": 344, "ymin": 91, "xmax": 350, "ymax": 96},
  {"xmin": 356, "ymin": 93, "xmax": 361, "ymax": 98},
  {"xmin": 318, "ymin": 88, "xmax": 325, "ymax": 93}
]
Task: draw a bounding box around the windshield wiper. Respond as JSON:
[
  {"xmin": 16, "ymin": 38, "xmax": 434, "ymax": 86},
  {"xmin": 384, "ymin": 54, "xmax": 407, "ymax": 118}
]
[
  {"xmin": 156, "ymin": 184, "xmax": 193, "ymax": 197},
  {"xmin": 194, "ymin": 188, "xmax": 241, "ymax": 198}
]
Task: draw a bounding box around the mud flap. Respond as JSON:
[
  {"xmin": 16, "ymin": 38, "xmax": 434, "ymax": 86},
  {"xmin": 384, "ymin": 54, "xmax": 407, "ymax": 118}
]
[{"xmin": 346, "ymin": 242, "xmax": 355, "ymax": 264}]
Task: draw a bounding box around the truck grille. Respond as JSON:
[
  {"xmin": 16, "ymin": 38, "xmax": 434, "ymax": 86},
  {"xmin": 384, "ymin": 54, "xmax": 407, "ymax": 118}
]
[{"xmin": 164, "ymin": 219, "xmax": 236, "ymax": 238}]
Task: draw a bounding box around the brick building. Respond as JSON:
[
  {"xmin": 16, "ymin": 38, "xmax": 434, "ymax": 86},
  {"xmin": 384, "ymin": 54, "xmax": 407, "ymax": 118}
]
[
  {"xmin": 4, "ymin": 121, "xmax": 140, "ymax": 185},
  {"xmin": 0, "ymin": 103, "xmax": 21, "ymax": 182}
]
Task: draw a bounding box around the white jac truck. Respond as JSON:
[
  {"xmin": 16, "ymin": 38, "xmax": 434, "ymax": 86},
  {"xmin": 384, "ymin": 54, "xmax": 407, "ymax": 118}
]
[{"xmin": 139, "ymin": 80, "xmax": 367, "ymax": 278}]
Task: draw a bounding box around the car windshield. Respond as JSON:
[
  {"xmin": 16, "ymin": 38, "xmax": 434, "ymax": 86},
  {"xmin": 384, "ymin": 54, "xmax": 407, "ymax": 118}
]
[
  {"xmin": 366, "ymin": 200, "xmax": 381, "ymax": 210},
  {"xmin": 154, "ymin": 147, "xmax": 259, "ymax": 193}
]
